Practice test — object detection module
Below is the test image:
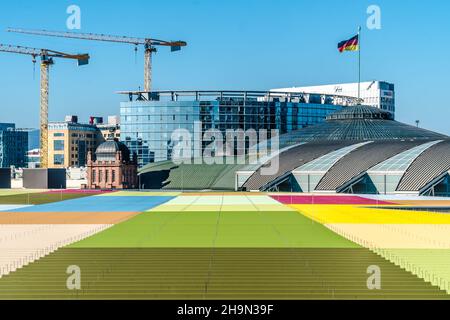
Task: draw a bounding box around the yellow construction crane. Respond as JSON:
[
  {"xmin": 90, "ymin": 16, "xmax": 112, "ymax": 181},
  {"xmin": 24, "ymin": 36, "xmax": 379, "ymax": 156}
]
[
  {"xmin": 7, "ymin": 28, "xmax": 187, "ymax": 92},
  {"xmin": 0, "ymin": 44, "xmax": 89, "ymax": 168}
]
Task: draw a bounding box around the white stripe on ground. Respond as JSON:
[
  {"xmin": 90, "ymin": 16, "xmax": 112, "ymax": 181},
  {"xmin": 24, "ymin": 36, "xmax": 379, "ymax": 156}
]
[
  {"xmin": 150, "ymin": 195, "xmax": 293, "ymax": 212},
  {"xmin": 326, "ymin": 223, "xmax": 450, "ymax": 249},
  {"xmin": 0, "ymin": 224, "xmax": 112, "ymax": 277},
  {"xmin": 0, "ymin": 205, "xmax": 33, "ymax": 212}
]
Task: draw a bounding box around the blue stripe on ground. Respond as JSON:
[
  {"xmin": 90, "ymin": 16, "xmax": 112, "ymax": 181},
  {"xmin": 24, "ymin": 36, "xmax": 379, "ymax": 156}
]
[{"xmin": 6, "ymin": 196, "xmax": 174, "ymax": 213}]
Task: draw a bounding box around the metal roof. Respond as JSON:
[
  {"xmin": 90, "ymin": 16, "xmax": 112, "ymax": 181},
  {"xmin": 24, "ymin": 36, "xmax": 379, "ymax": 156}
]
[
  {"xmin": 368, "ymin": 140, "xmax": 442, "ymax": 174},
  {"xmin": 294, "ymin": 142, "xmax": 371, "ymax": 174},
  {"xmin": 314, "ymin": 140, "xmax": 425, "ymax": 191},
  {"xmin": 277, "ymin": 105, "xmax": 447, "ymax": 145},
  {"xmin": 397, "ymin": 140, "xmax": 450, "ymax": 192},
  {"xmin": 242, "ymin": 141, "xmax": 353, "ymax": 191}
]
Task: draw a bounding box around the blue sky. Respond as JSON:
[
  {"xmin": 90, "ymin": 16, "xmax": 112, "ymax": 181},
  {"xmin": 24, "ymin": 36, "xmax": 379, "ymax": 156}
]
[{"xmin": 0, "ymin": 0, "xmax": 449, "ymax": 134}]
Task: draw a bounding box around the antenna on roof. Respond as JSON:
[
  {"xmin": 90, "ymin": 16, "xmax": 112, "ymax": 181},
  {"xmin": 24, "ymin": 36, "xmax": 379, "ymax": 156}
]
[{"xmin": 415, "ymin": 120, "xmax": 420, "ymax": 128}]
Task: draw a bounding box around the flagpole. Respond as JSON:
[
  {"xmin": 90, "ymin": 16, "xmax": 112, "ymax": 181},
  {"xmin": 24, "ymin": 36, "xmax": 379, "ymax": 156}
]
[{"xmin": 358, "ymin": 26, "xmax": 362, "ymax": 103}]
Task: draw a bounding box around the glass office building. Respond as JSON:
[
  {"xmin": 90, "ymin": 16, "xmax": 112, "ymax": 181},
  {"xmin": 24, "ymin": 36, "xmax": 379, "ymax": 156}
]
[
  {"xmin": 0, "ymin": 123, "xmax": 28, "ymax": 168},
  {"xmin": 120, "ymin": 91, "xmax": 359, "ymax": 167}
]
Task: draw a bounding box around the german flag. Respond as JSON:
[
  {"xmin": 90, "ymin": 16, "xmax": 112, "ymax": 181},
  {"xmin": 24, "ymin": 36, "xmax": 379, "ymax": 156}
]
[{"xmin": 338, "ymin": 34, "xmax": 359, "ymax": 52}]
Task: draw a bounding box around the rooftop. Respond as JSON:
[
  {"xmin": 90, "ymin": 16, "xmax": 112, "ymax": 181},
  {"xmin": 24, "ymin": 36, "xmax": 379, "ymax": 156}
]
[
  {"xmin": 277, "ymin": 105, "xmax": 447, "ymax": 144},
  {"xmin": 95, "ymin": 139, "xmax": 131, "ymax": 162},
  {"xmin": 118, "ymin": 90, "xmax": 360, "ymax": 106}
]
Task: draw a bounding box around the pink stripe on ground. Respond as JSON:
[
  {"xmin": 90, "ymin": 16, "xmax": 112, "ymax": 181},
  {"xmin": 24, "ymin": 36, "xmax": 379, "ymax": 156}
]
[
  {"xmin": 271, "ymin": 195, "xmax": 392, "ymax": 205},
  {"xmin": 45, "ymin": 189, "xmax": 117, "ymax": 194}
]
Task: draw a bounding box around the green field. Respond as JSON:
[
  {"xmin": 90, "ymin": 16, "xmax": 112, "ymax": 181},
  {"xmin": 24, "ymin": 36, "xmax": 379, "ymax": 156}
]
[
  {"xmin": 70, "ymin": 210, "xmax": 359, "ymax": 248},
  {"xmin": 1, "ymin": 208, "xmax": 448, "ymax": 299},
  {"xmin": 1, "ymin": 248, "xmax": 448, "ymax": 300},
  {"xmin": 0, "ymin": 192, "xmax": 93, "ymax": 205}
]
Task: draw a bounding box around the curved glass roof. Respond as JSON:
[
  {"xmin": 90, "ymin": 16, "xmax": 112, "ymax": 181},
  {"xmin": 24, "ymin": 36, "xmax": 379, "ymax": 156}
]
[
  {"xmin": 277, "ymin": 105, "xmax": 447, "ymax": 146},
  {"xmin": 294, "ymin": 141, "xmax": 372, "ymax": 173},
  {"xmin": 368, "ymin": 140, "xmax": 442, "ymax": 173}
]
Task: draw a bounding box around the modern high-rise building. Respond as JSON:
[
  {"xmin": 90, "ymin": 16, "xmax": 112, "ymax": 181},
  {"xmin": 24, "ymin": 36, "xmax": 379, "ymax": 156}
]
[
  {"xmin": 0, "ymin": 123, "xmax": 15, "ymax": 131},
  {"xmin": 48, "ymin": 117, "xmax": 103, "ymax": 168},
  {"xmin": 272, "ymin": 81, "xmax": 395, "ymax": 116},
  {"xmin": 0, "ymin": 123, "xmax": 28, "ymax": 168},
  {"xmin": 19, "ymin": 128, "xmax": 40, "ymax": 151},
  {"xmin": 119, "ymin": 90, "xmax": 359, "ymax": 167}
]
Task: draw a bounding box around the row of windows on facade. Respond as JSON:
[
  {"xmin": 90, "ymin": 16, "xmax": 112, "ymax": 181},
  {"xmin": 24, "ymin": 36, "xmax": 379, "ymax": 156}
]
[
  {"xmin": 120, "ymin": 122, "xmax": 322, "ymax": 138},
  {"xmin": 53, "ymin": 154, "xmax": 89, "ymax": 165},
  {"xmin": 91, "ymin": 169, "xmax": 135, "ymax": 184},
  {"xmin": 121, "ymin": 116, "xmax": 326, "ymax": 128},
  {"xmin": 53, "ymin": 140, "xmax": 96, "ymax": 151},
  {"xmin": 102, "ymin": 133, "xmax": 120, "ymax": 139},
  {"xmin": 121, "ymin": 110, "xmax": 334, "ymax": 120},
  {"xmin": 53, "ymin": 132, "xmax": 96, "ymax": 139},
  {"xmin": 121, "ymin": 106, "xmax": 336, "ymax": 113},
  {"xmin": 92, "ymin": 170, "xmax": 118, "ymax": 184}
]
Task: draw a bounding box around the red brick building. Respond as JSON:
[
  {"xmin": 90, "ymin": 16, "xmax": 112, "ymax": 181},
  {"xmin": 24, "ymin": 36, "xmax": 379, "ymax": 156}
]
[{"xmin": 85, "ymin": 139, "xmax": 138, "ymax": 190}]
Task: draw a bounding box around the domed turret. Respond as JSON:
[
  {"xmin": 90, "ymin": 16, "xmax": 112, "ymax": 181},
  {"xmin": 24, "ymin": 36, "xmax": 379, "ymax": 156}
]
[{"xmin": 95, "ymin": 139, "xmax": 131, "ymax": 162}]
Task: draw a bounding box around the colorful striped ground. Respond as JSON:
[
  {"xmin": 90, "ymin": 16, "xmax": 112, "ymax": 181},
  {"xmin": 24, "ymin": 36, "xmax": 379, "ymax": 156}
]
[
  {"xmin": 0, "ymin": 191, "xmax": 175, "ymax": 281},
  {"xmin": 151, "ymin": 194, "xmax": 293, "ymax": 212},
  {"xmin": 0, "ymin": 191, "xmax": 449, "ymax": 299}
]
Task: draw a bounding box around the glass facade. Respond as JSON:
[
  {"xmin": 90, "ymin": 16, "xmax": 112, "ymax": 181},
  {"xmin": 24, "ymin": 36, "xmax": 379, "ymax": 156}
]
[
  {"xmin": 0, "ymin": 124, "xmax": 28, "ymax": 168},
  {"xmin": 120, "ymin": 91, "xmax": 351, "ymax": 167}
]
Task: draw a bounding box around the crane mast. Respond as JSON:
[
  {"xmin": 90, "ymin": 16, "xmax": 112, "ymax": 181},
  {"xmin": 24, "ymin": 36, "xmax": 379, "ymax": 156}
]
[
  {"xmin": 0, "ymin": 44, "xmax": 89, "ymax": 168},
  {"xmin": 144, "ymin": 45, "xmax": 157, "ymax": 92},
  {"xmin": 7, "ymin": 28, "xmax": 187, "ymax": 92},
  {"xmin": 40, "ymin": 58, "xmax": 52, "ymax": 168}
]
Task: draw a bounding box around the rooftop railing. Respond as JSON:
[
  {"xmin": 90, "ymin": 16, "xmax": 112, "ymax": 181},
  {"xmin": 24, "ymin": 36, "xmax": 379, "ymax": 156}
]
[{"xmin": 117, "ymin": 90, "xmax": 361, "ymax": 106}]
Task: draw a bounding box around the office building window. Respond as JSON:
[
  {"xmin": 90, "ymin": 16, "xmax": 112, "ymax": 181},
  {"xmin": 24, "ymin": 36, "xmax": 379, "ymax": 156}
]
[
  {"xmin": 54, "ymin": 140, "xmax": 65, "ymax": 151},
  {"xmin": 54, "ymin": 154, "xmax": 64, "ymax": 165}
]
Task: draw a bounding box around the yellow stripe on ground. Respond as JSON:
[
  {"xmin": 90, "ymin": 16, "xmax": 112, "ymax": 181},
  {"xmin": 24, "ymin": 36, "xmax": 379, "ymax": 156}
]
[{"xmin": 291, "ymin": 205, "xmax": 450, "ymax": 225}]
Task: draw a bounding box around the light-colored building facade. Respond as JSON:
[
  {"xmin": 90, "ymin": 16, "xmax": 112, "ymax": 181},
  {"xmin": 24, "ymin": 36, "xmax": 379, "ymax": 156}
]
[
  {"xmin": 272, "ymin": 81, "xmax": 395, "ymax": 116},
  {"xmin": 48, "ymin": 118, "xmax": 103, "ymax": 168},
  {"xmin": 97, "ymin": 116, "xmax": 121, "ymax": 141}
]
